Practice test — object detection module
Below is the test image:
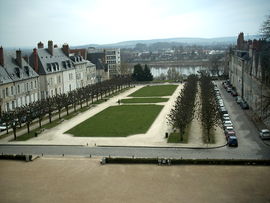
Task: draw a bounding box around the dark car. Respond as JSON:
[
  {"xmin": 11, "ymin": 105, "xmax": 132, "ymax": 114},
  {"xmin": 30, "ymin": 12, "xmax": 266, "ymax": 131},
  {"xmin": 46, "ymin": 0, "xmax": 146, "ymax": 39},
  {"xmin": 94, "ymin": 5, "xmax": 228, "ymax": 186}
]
[
  {"xmin": 225, "ymin": 131, "xmax": 236, "ymax": 140},
  {"xmin": 228, "ymin": 136, "xmax": 238, "ymax": 147},
  {"xmin": 240, "ymin": 101, "xmax": 249, "ymax": 109},
  {"xmin": 231, "ymin": 90, "xmax": 238, "ymax": 97}
]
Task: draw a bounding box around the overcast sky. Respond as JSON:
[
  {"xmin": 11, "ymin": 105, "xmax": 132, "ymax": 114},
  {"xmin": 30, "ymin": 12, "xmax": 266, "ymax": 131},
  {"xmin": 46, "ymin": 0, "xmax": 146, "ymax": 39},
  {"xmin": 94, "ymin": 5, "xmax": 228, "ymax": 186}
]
[{"xmin": 0, "ymin": 0, "xmax": 269, "ymax": 48}]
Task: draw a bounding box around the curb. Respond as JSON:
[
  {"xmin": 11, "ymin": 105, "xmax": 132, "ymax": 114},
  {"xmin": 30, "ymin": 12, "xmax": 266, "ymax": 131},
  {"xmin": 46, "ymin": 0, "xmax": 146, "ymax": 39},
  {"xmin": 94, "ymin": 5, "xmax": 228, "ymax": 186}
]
[
  {"xmin": 0, "ymin": 144, "xmax": 84, "ymax": 147},
  {"xmin": 97, "ymin": 144, "xmax": 228, "ymax": 149}
]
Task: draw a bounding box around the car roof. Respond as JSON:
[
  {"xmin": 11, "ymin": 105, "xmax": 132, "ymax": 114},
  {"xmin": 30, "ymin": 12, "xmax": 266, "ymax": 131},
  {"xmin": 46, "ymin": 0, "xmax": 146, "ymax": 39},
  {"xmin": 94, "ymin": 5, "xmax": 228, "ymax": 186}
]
[
  {"xmin": 261, "ymin": 129, "xmax": 270, "ymax": 133},
  {"xmin": 229, "ymin": 136, "xmax": 237, "ymax": 139}
]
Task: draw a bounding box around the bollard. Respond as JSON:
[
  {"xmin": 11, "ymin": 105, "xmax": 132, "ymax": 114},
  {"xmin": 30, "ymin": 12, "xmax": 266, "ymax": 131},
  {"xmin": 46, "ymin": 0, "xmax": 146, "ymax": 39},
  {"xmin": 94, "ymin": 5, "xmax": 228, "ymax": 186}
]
[
  {"xmin": 90, "ymin": 154, "xmax": 91, "ymax": 158},
  {"xmin": 62, "ymin": 154, "xmax": 64, "ymax": 157}
]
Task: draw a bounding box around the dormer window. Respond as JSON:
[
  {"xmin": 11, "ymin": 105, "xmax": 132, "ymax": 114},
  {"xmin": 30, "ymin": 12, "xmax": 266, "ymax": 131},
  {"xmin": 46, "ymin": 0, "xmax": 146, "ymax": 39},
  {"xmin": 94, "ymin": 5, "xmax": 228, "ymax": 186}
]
[
  {"xmin": 67, "ymin": 60, "xmax": 71, "ymax": 68},
  {"xmin": 47, "ymin": 63, "xmax": 52, "ymax": 72},
  {"xmin": 15, "ymin": 67, "xmax": 20, "ymax": 78},
  {"xmin": 24, "ymin": 66, "xmax": 29, "ymax": 76},
  {"xmin": 62, "ymin": 61, "xmax": 67, "ymax": 69}
]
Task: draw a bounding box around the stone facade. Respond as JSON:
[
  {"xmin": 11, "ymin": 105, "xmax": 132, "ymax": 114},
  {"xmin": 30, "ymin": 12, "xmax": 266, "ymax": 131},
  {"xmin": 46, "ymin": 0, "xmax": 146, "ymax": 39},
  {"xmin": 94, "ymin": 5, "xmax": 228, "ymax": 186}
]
[
  {"xmin": 0, "ymin": 47, "xmax": 40, "ymax": 111},
  {"xmin": 229, "ymin": 33, "xmax": 270, "ymax": 127}
]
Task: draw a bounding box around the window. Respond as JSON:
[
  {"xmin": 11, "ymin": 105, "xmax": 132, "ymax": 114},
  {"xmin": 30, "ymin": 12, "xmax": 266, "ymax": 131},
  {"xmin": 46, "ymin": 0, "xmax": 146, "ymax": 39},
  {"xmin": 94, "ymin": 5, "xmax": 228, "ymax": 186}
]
[
  {"xmin": 6, "ymin": 87, "xmax": 8, "ymax": 97},
  {"xmin": 31, "ymin": 81, "xmax": 33, "ymax": 89},
  {"xmin": 69, "ymin": 73, "xmax": 73, "ymax": 80},
  {"xmin": 57, "ymin": 76, "xmax": 61, "ymax": 84},
  {"xmin": 34, "ymin": 80, "xmax": 37, "ymax": 88},
  {"xmin": 11, "ymin": 86, "xmax": 14, "ymax": 95},
  {"xmin": 51, "ymin": 89, "xmax": 53, "ymax": 96},
  {"xmin": 6, "ymin": 103, "xmax": 10, "ymax": 111},
  {"xmin": 17, "ymin": 85, "xmax": 20, "ymax": 94},
  {"xmin": 12, "ymin": 101, "xmax": 15, "ymax": 109}
]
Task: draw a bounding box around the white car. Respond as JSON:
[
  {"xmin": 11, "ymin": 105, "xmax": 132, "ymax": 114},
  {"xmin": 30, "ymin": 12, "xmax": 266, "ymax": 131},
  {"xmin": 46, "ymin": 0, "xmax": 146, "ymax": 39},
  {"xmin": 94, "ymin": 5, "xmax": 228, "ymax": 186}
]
[{"xmin": 259, "ymin": 129, "xmax": 270, "ymax": 140}]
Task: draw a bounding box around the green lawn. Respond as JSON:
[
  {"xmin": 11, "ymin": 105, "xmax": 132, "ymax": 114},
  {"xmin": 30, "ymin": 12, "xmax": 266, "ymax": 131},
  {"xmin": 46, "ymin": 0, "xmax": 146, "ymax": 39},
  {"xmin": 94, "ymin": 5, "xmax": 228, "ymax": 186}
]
[
  {"xmin": 66, "ymin": 105, "xmax": 164, "ymax": 137},
  {"xmin": 129, "ymin": 85, "xmax": 178, "ymax": 97},
  {"xmin": 121, "ymin": 98, "xmax": 169, "ymax": 103},
  {"xmin": 167, "ymin": 132, "xmax": 188, "ymax": 143}
]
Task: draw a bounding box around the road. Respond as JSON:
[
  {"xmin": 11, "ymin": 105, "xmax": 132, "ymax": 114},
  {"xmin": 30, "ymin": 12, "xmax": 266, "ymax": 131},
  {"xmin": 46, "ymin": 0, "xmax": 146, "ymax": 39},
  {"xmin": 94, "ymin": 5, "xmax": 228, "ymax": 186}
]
[{"xmin": 0, "ymin": 81, "xmax": 270, "ymax": 160}]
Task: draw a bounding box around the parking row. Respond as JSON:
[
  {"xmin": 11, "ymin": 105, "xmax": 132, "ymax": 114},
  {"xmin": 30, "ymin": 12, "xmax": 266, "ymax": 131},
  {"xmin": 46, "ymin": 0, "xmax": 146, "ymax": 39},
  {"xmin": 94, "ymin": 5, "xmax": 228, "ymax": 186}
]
[{"xmin": 214, "ymin": 84, "xmax": 238, "ymax": 147}]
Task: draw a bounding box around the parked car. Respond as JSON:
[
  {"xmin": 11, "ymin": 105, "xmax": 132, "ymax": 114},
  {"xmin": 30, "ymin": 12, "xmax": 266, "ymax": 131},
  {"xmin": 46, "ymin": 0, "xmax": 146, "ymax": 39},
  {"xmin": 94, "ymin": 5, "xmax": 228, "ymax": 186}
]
[
  {"xmin": 226, "ymin": 87, "xmax": 232, "ymax": 93},
  {"xmin": 222, "ymin": 115, "xmax": 230, "ymax": 121},
  {"xmin": 259, "ymin": 129, "xmax": 270, "ymax": 140},
  {"xmin": 223, "ymin": 113, "xmax": 229, "ymax": 117},
  {"xmin": 231, "ymin": 90, "xmax": 238, "ymax": 97},
  {"xmin": 236, "ymin": 96, "xmax": 243, "ymax": 104},
  {"xmin": 223, "ymin": 120, "xmax": 233, "ymax": 126},
  {"xmin": 240, "ymin": 101, "xmax": 249, "ymax": 109},
  {"xmin": 0, "ymin": 123, "xmax": 10, "ymax": 131},
  {"xmin": 227, "ymin": 136, "xmax": 238, "ymax": 147},
  {"xmin": 0, "ymin": 125, "xmax": 7, "ymax": 131},
  {"xmin": 219, "ymin": 107, "xmax": 228, "ymax": 114},
  {"xmin": 225, "ymin": 131, "xmax": 236, "ymax": 140},
  {"xmin": 225, "ymin": 126, "xmax": 234, "ymax": 133},
  {"xmin": 223, "ymin": 123, "xmax": 233, "ymax": 129}
]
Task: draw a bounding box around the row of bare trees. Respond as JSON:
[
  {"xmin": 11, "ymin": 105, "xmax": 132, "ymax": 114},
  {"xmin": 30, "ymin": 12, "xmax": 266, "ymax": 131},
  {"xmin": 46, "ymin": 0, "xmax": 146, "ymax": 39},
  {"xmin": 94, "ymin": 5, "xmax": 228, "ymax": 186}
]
[
  {"xmin": 199, "ymin": 74, "xmax": 220, "ymax": 142},
  {"xmin": 167, "ymin": 75, "xmax": 198, "ymax": 141},
  {"xmin": 0, "ymin": 75, "xmax": 132, "ymax": 140}
]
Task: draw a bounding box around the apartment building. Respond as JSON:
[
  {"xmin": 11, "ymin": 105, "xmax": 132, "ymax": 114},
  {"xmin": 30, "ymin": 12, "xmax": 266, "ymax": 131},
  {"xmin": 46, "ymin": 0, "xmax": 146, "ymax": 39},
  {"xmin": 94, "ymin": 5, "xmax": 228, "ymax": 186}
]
[
  {"xmin": 88, "ymin": 48, "xmax": 121, "ymax": 78},
  {"xmin": 229, "ymin": 33, "xmax": 270, "ymax": 127},
  {"xmin": 29, "ymin": 41, "xmax": 77, "ymax": 99},
  {"xmin": 0, "ymin": 47, "xmax": 40, "ymax": 111}
]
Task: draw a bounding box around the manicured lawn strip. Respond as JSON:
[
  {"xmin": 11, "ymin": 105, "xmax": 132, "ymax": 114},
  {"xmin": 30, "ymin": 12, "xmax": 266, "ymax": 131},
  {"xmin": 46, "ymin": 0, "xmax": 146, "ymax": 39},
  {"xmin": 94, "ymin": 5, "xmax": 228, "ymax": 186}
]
[
  {"xmin": 168, "ymin": 132, "xmax": 188, "ymax": 143},
  {"xmin": 129, "ymin": 85, "xmax": 177, "ymax": 97},
  {"xmin": 121, "ymin": 98, "xmax": 169, "ymax": 103},
  {"xmin": 66, "ymin": 105, "xmax": 164, "ymax": 137},
  {"xmin": 202, "ymin": 128, "xmax": 215, "ymax": 144},
  {"xmin": 167, "ymin": 125, "xmax": 190, "ymax": 143}
]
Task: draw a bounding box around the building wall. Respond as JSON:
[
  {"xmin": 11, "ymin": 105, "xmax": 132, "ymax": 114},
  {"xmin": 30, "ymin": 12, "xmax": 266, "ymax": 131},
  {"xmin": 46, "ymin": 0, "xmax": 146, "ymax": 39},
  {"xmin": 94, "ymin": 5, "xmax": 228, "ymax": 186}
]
[
  {"xmin": 0, "ymin": 77, "xmax": 40, "ymax": 111},
  {"xmin": 105, "ymin": 48, "xmax": 121, "ymax": 77},
  {"xmin": 63, "ymin": 69, "xmax": 76, "ymax": 93},
  {"xmin": 85, "ymin": 62, "xmax": 96, "ymax": 86},
  {"xmin": 40, "ymin": 72, "xmax": 63, "ymax": 98},
  {"xmin": 229, "ymin": 52, "xmax": 270, "ymax": 128}
]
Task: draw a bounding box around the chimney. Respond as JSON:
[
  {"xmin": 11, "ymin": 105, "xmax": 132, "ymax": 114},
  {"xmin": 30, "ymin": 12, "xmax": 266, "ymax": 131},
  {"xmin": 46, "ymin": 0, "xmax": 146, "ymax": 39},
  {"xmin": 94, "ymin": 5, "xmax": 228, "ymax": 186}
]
[
  {"xmin": 0, "ymin": 46, "xmax": 4, "ymax": 67},
  {"xmin": 48, "ymin": 40, "xmax": 53, "ymax": 55},
  {"xmin": 33, "ymin": 48, "xmax": 39, "ymax": 73},
  {"xmin": 16, "ymin": 49, "xmax": 22, "ymax": 67},
  {"xmin": 54, "ymin": 44, "xmax": 58, "ymax": 48},
  {"xmin": 62, "ymin": 43, "xmax": 70, "ymax": 56},
  {"xmin": 37, "ymin": 41, "xmax": 44, "ymax": 49}
]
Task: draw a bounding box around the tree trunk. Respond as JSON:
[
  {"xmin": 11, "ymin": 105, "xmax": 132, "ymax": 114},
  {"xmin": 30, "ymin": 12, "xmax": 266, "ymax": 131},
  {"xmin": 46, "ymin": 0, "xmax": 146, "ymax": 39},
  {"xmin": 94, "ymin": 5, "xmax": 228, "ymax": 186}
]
[
  {"xmin": 39, "ymin": 118, "xmax": 42, "ymax": 128},
  {"xmin": 13, "ymin": 126, "xmax": 16, "ymax": 140},
  {"xmin": 27, "ymin": 123, "xmax": 30, "ymax": 134},
  {"xmin": 66, "ymin": 106, "xmax": 69, "ymax": 115},
  {"xmin": 207, "ymin": 128, "xmax": 210, "ymax": 142},
  {"xmin": 6, "ymin": 123, "xmax": 9, "ymax": 134},
  {"xmin": 58, "ymin": 110, "xmax": 61, "ymax": 119},
  {"xmin": 49, "ymin": 112, "xmax": 52, "ymax": 123}
]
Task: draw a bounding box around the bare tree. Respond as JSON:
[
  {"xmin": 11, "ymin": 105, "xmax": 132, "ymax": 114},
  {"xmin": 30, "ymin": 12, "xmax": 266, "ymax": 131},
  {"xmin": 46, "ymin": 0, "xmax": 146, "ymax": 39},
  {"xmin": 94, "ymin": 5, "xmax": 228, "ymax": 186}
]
[{"xmin": 199, "ymin": 74, "xmax": 220, "ymax": 142}]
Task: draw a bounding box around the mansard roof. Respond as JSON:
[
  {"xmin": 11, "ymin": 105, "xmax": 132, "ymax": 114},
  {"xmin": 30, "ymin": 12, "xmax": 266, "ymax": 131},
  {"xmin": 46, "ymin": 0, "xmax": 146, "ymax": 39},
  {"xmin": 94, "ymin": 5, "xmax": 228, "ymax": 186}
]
[
  {"xmin": 0, "ymin": 51, "xmax": 38, "ymax": 85},
  {"xmin": 34, "ymin": 48, "xmax": 75, "ymax": 75}
]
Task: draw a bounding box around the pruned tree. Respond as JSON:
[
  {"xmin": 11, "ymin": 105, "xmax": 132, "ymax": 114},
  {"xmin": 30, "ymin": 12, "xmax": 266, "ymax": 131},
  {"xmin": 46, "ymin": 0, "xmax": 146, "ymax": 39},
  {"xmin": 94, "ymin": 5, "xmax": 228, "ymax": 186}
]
[
  {"xmin": 199, "ymin": 74, "xmax": 220, "ymax": 142},
  {"xmin": 167, "ymin": 75, "xmax": 198, "ymax": 141}
]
